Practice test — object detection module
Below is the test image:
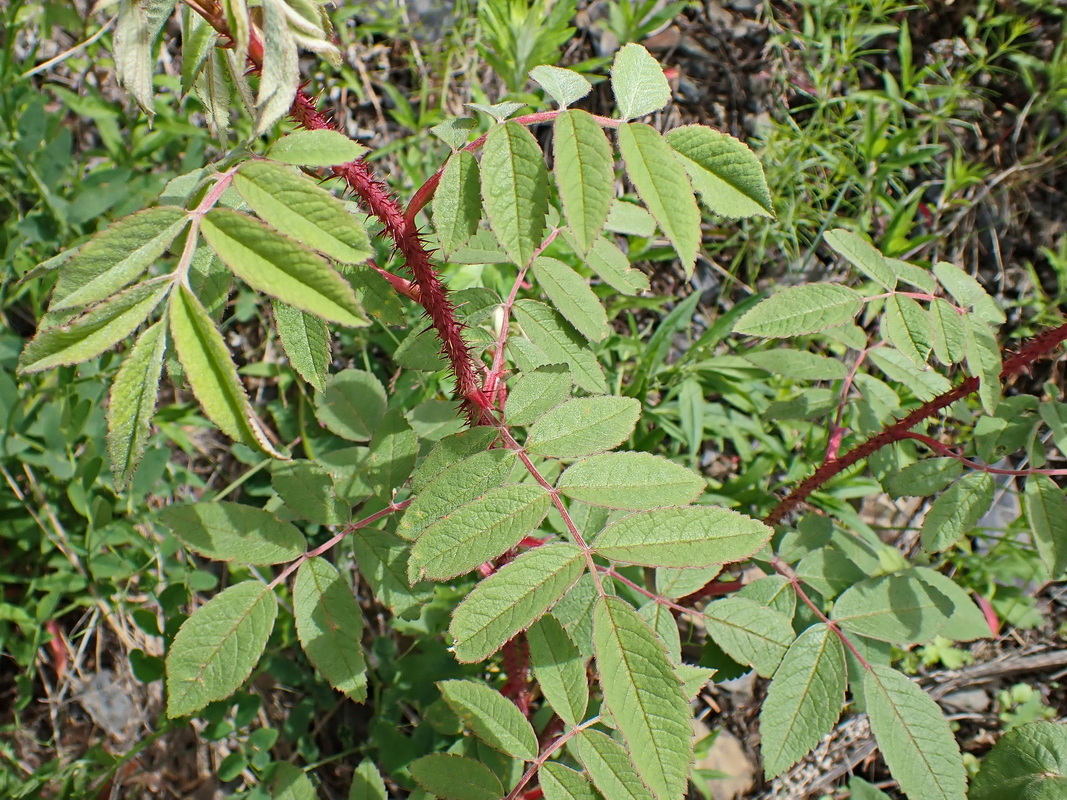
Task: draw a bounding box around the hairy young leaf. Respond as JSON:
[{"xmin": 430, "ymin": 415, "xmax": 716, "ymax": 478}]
[
  {"xmin": 168, "ymin": 285, "xmax": 286, "ymax": 458},
  {"xmin": 831, "ymin": 572, "xmax": 954, "ymax": 644},
  {"xmin": 513, "ymin": 300, "xmax": 608, "ymax": 393},
  {"xmin": 159, "ymin": 501, "xmax": 306, "ymax": 564},
  {"xmin": 526, "ymin": 396, "xmax": 641, "ymax": 458},
  {"xmin": 1025, "ymin": 474, "xmax": 1067, "ymax": 578},
  {"xmin": 434, "ymin": 150, "xmax": 482, "ymax": 257},
  {"xmin": 166, "ymin": 580, "xmax": 277, "ymax": 717},
  {"xmin": 863, "ymin": 665, "xmax": 966, "ymax": 800},
  {"xmin": 610, "ymin": 43, "xmax": 670, "ymax": 120},
  {"xmin": 20, "ymin": 281, "xmax": 169, "ymax": 373},
  {"xmin": 438, "ymin": 679, "xmax": 538, "ymax": 761},
  {"xmin": 113, "ymin": 0, "xmax": 176, "ymax": 118},
  {"xmin": 920, "ymin": 472, "xmax": 995, "ymax": 553},
  {"xmin": 528, "ymin": 615, "xmax": 588, "ymax": 726},
  {"xmin": 408, "ymin": 753, "xmax": 503, "ymax": 800},
  {"xmin": 734, "ymin": 284, "xmax": 863, "ymax": 338},
  {"xmin": 234, "ymin": 160, "xmax": 373, "ymax": 264},
  {"xmin": 932, "ymin": 261, "xmax": 1005, "ymax": 324},
  {"xmin": 580, "ymin": 237, "xmax": 650, "ymax": 295},
  {"xmin": 273, "ymin": 300, "xmax": 330, "ymax": 393},
  {"xmin": 703, "ymin": 596, "xmax": 795, "ymax": 677},
  {"xmin": 315, "ymin": 369, "xmax": 387, "ymax": 442},
  {"xmin": 618, "ymin": 123, "xmax": 699, "ymax": 276},
  {"xmin": 760, "ymin": 623, "xmax": 846, "ymax": 777},
  {"xmin": 400, "ymin": 450, "xmax": 516, "ymax": 540},
  {"xmin": 506, "ymin": 363, "xmax": 571, "ymax": 426},
  {"xmin": 823, "ymin": 229, "xmax": 895, "ymax": 289},
  {"xmin": 255, "ymin": 0, "xmax": 299, "ymax": 135},
  {"xmin": 450, "ymin": 543, "xmax": 585, "ymax": 663},
  {"xmin": 51, "ymin": 207, "xmax": 187, "ymax": 310},
  {"xmin": 410, "ymin": 485, "xmax": 552, "ymax": 580},
  {"xmin": 294, "ymin": 558, "xmax": 367, "ymax": 700},
  {"xmin": 554, "ymin": 109, "xmax": 614, "ymax": 255},
  {"xmin": 267, "ymin": 129, "xmax": 368, "ymax": 166},
  {"xmin": 593, "ymin": 596, "xmax": 691, "ymax": 800},
  {"xmin": 969, "ymin": 721, "xmax": 1067, "ymax": 800},
  {"xmin": 574, "ymin": 730, "xmax": 656, "ymax": 800},
  {"xmin": 530, "ymin": 65, "xmax": 592, "ymax": 107},
  {"xmin": 539, "ymin": 763, "xmax": 599, "ymax": 800},
  {"xmin": 531, "ymin": 257, "xmax": 610, "ymax": 342},
  {"xmin": 107, "ymin": 319, "xmax": 167, "ymax": 488},
  {"xmin": 665, "ymin": 125, "xmax": 773, "ymax": 219},
  {"xmin": 200, "ymin": 208, "xmax": 368, "ymax": 326},
  {"xmin": 594, "ymin": 506, "xmax": 771, "ymax": 567},
  {"xmin": 480, "ymin": 121, "xmax": 549, "ymax": 267},
  {"xmin": 558, "ymin": 452, "xmax": 705, "ymax": 510}
]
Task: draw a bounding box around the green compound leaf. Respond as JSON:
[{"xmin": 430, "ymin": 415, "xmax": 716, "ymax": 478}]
[
  {"xmin": 513, "ymin": 300, "xmax": 608, "ymax": 394},
  {"xmin": 539, "ymin": 763, "xmax": 599, "ymax": 800},
  {"xmin": 594, "ymin": 506, "xmax": 772, "ymax": 567},
  {"xmin": 294, "ymin": 558, "xmax": 367, "ymax": 701},
  {"xmin": 271, "ymin": 460, "xmax": 350, "ymax": 525},
  {"xmin": 349, "ymin": 759, "xmax": 389, "ymax": 800},
  {"xmin": 867, "ymin": 346, "xmax": 952, "ymax": 401},
  {"xmin": 574, "ymin": 729, "xmax": 656, "ymax": 800},
  {"xmin": 480, "ymin": 120, "xmax": 549, "ymax": 267},
  {"xmin": 665, "ymin": 124, "xmax": 773, "ymax": 219},
  {"xmin": 107, "ymin": 319, "xmax": 167, "ymax": 489},
  {"xmin": 505, "ymin": 363, "xmax": 571, "ymax": 427},
  {"xmin": 932, "ymin": 261, "xmax": 1005, "ymax": 324},
  {"xmin": 581, "ymin": 237, "xmax": 650, "ymax": 295},
  {"xmin": 559, "ymin": 452, "xmax": 705, "ymax": 510},
  {"xmin": 266, "ymin": 128, "xmax": 368, "ymax": 166},
  {"xmin": 618, "ymin": 122, "xmax": 699, "ymax": 277},
  {"xmin": 610, "ymin": 43, "xmax": 670, "ymax": 120},
  {"xmin": 530, "ymin": 256, "xmax": 610, "ymax": 342},
  {"xmin": 823, "ymin": 228, "xmax": 895, "ymax": 289},
  {"xmin": 433, "ymin": 150, "xmax": 482, "ymax": 257},
  {"xmin": 168, "ymin": 285, "xmax": 286, "ymax": 458},
  {"xmin": 438, "ymin": 679, "xmax": 538, "ymax": 761},
  {"xmin": 272, "ymin": 300, "xmax": 330, "ymax": 393},
  {"xmin": 864, "ymin": 664, "xmax": 966, "ymax": 800},
  {"xmin": 831, "ymin": 572, "xmax": 954, "ymax": 644},
  {"xmin": 1024, "ymin": 474, "xmax": 1067, "ymax": 578},
  {"xmin": 528, "ymin": 615, "xmax": 588, "ymax": 726},
  {"xmin": 450, "ymin": 543, "xmax": 585, "ymax": 663},
  {"xmin": 409, "ymin": 753, "xmax": 503, "ymax": 800},
  {"xmin": 964, "ymin": 315, "xmax": 1002, "ymax": 415},
  {"xmin": 883, "ymin": 457, "xmax": 963, "ymax": 498},
  {"xmin": 920, "ymin": 472, "xmax": 995, "ymax": 553},
  {"xmin": 19, "ymin": 281, "xmax": 169, "ymax": 373},
  {"xmin": 884, "ymin": 294, "xmax": 932, "ymax": 368},
  {"xmin": 743, "ymin": 350, "xmax": 848, "ymax": 381},
  {"xmin": 159, "ymin": 501, "xmax": 306, "ymax": 564},
  {"xmin": 734, "ymin": 284, "xmax": 863, "ymax": 338},
  {"xmin": 400, "ymin": 450, "xmax": 516, "ymax": 540},
  {"xmin": 530, "ymin": 65, "xmax": 592, "ymax": 107},
  {"xmin": 554, "ymin": 109, "xmax": 614, "ymax": 255},
  {"xmin": 410, "ymin": 485, "xmax": 552, "ymax": 580},
  {"xmin": 969, "ymin": 721, "xmax": 1067, "ymax": 800},
  {"xmin": 928, "ymin": 298, "xmax": 966, "ymax": 366},
  {"xmin": 166, "ymin": 580, "xmax": 277, "ymax": 717},
  {"xmin": 760, "ymin": 623, "xmax": 846, "ymax": 778},
  {"xmin": 593, "ymin": 596, "xmax": 691, "ymax": 800},
  {"xmin": 234, "ymin": 160, "xmax": 373, "ymax": 265},
  {"xmin": 526, "ymin": 396, "xmax": 641, "ymax": 458},
  {"xmin": 51, "ymin": 206, "xmax": 188, "ymax": 310},
  {"xmin": 704, "ymin": 596, "xmax": 795, "ymax": 677},
  {"xmin": 200, "ymin": 208, "xmax": 368, "ymax": 326},
  {"xmin": 364, "ymin": 409, "xmax": 418, "ymax": 493},
  {"xmin": 315, "ymin": 369, "xmax": 387, "ymax": 442},
  {"xmin": 270, "ymin": 763, "xmax": 317, "ymax": 800},
  {"xmin": 352, "ymin": 529, "xmax": 430, "ymax": 619}
]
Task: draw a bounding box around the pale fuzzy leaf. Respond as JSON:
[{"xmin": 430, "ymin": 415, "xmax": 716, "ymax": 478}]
[
  {"xmin": 200, "ymin": 208, "xmax": 368, "ymax": 326},
  {"xmin": 920, "ymin": 472, "xmax": 995, "ymax": 553},
  {"xmin": 531, "ymin": 256, "xmax": 610, "ymax": 342},
  {"xmin": 51, "ymin": 207, "xmax": 187, "ymax": 310},
  {"xmin": 526, "ymin": 396, "xmax": 640, "ymax": 459},
  {"xmin": 611, "ymin": 43, "xmax": 671, "ymax": 120},
  {"xmin": 932, "ymin": 261, "xmax": 1005, "ymax": 324},
  {"xmin": 194, "ymin": 50, "xmax": 231, "ymax": 136},
  {"xmin": 605, "ymin": 199, "xmax": 656, "ymax": 236},
  {"xmin": 514, "ymin": 299, "xmax": 608, "ymax": 393},
  {"xmin": 450, "ymin": 543, "xmax": 585, "ymax": 663},
  {"xmin": 554, "ymin": 109, "xmax": 614, "ymax": 255},
  {"xmin": 267, "ymin": 129, "xmax": 368, "ymax": 166},
  {"xmin": 867, "ymin": 347, "xmax": 952, "ymax": 401},
  {"xmin": 222, "ymin": 0, "xmax": 249, "ymax": 64},
  {"xmin": 760, "ymin": 624, "xmax": 846, "ymax": 777},
  {"xmin": 665, "ymin": 124, "xmax": 773, "ymax": 219},
  {"xmin": 255, "ymin": 0, "xmax": 299, "ymax": 135},
  {"xmin": 884, "ymin": 294, "xmax": 932, "ymax": 367},
  {"xmin": 466, "ymin": 101, "xmax": 525, "ymax": 122},
  {"xmin": 166, "ymin": 580, "xmax": 277, "ymax": 717},
  {"xmin": 1025, "ymin": 474, "xmax": 1067, "ymax": 578},
  {"xmin": 593, "ymin": 506, "xmax": 772, "ymax": 567},
  {"xmin": 409, "ymin": 753, "xmax": 503, "ymax": 800},
  {"xmin": 530, "ymin": 65, "xmax": 592, "ymax": 107},
  {"xmin": 963, "ymin": 316, "xmax": 1002, "ymax": 415},
  {"xmin": 273, "ymin": 301, "xmax": 330, "ymax": 393},
  {"xmin": 574, "ymin": 729, "xmax": 656, "ymax": 800},
  {"xmin": 884, "ymin": 458, "xmax": 963, "ymax": 498},
  {"xmin": 438, "ymin": 679, "xmax": 538, "ymax": 760},
  {"xmin": 528, "ymin": 615, "xmax": 588, "ymax": 726},
  {"xmin": 430, "ymin": 117, "xmax": 476, "ymax": 150},
  {"xmin": 703, "ymin": 596, "xmax": 795, "ymax": 677},
  {"xmin": 434, "ymin": 151, "xmax": 482, "ymax": 257},
  {"xmin": 539, "ymin": 763, "xmax": 599, "ymax": 800},
  {"xmin": 114, "ymin": 0, "xmax": 176, "ymax": 117},
  {"xmin": 734, "ymin": 284, "xmax": 863, "ymax": 338},
  {"xmin": 234, "ymin": 161, "xmax": 373, "ymax": 264},
  {"xmin": 180, "ymin": 5, "xmax": 216, "ymax": 95},
  {"xmin": 315, "ymin": 368, "xmax": 386, "ymax": 442},
  {"xmin": 618, "ymin": 122, "xmax": 699, "ymax": 276},
  {"xmin": 558, "ymin": 452, "xmax": 705, "ymax": 510},
  {"xmin": 831, "ymin": 572, "xmax": 954, "ymax": 644},
  {"xmin": 480, "ymin": 121, "xmax": 549, "ymax": 267},
  {"xmin": 107, "ymin": 320, "xmax": 167, "ymax": 488},
  {"xmin": 864, "ymin": 665, "xmax": 966, "ymax": 800},
  {"xmin": 742, "ymin": 350, "xmax": 848, "ymax": 381},
  {"xmin": 823, "ymin": 228, "xmax": 895, "ymax": 289},
  {"xmin": 928, "ymin": 298, "xmax": 966, "ymax": 366},
  {"xmin": 159, "ymin": 501, "xmax": 306, "ymax": 564},
  {"xmin": 579, "ymin": 236, "xmax": 650, "ymax": 295},
  {"xmin": 410, "ymin": 485, "xmax": 552, "ymax": 580},
  {"xmin": 294, "ymin": 558, "xmax": 367, "ymax": 700},
  {"xmin": 593, "ymin": 596, "xmax": 691, "ymax": 800},
  {"xmin": 506, "ymin": 363, "xmax": 571, "ymax": 427}
]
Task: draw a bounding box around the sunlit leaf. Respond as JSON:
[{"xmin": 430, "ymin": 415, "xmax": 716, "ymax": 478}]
[{"xmin": 294, "ymin": 558, "xmax": 367, "ymax": 700}]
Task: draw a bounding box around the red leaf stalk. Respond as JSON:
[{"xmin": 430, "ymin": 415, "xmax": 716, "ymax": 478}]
[{"xmin": 501, "ymin": 635, "xmax": 532, "ymax": 716}]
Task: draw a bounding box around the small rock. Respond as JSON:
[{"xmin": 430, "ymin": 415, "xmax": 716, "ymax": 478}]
[{"xmin": 693, "ymin": 721, "xmax": 756, "ymax": 800}]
